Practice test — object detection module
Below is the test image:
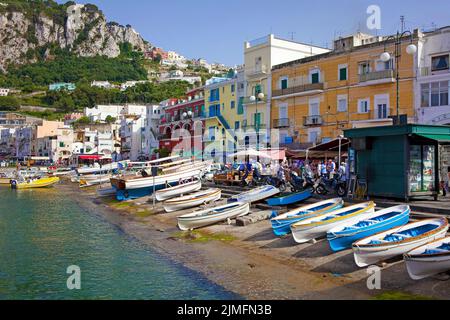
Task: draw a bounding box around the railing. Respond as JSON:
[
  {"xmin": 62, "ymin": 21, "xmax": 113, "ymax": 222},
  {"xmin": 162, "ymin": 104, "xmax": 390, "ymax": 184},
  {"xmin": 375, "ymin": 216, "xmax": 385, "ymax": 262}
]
[
  {"xmin": 304, "ymin": 115, "xmax": 323, "ymax": 126},
  {"xmin": 246, "ymin": 65, "xmax": 268, "ymax": 77},
  {"xmin": 359, "ymin": 69, "xmax": 394, "ymax": 83},
  {"xmin": 243, "ymin": 123, "xmax": 267, "ymax": 131},
  {"xmin": 420, "ymin": 66, "xmax": 450, "ymax": 76},
  {"xmin": 272, "ymin": 83, "xmax": 324, "ymax": 97},
  {"xmin": 273, "ymin": 118, "xmax": 290, "ymax": 128},
  {"xmin": 242, "ymin": 97, "xmax": 268, "ymax": 105}
]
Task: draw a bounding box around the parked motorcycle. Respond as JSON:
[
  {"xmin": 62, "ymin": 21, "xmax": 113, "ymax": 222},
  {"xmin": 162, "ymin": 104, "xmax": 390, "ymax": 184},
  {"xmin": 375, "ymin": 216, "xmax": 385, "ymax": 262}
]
[
  {"xmin": 289, "ymin": 171, "xmax": 316, "ymax": 192},
  {"xmin": 315, "ymin": 174, "xmax": 347, "ymax": 197}
]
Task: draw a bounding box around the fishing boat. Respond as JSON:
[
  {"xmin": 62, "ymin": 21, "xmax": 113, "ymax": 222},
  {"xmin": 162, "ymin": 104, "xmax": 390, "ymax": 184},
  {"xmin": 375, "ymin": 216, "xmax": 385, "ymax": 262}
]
[
  {"xmin": 352, "ymin": 218, "xmax": 449, "ymax": 268},
  {"xmin": 111, "ymin": 161, "xmax": 209, "ymax": 201},
  {"xmin": 177, "ymin": 202, "xmax": 250, "ymax": 231},
  {"xmin": 96, "ymin": 187, "xmax": 117, "ymax": 197},
  {"xmin": 0, "ymin": 172, "xmax": 14, "ymax": 185},
  {"xmin": 271, "ymin": 198, "xmax": 344, "ymax": 237},
  {"xmin": 11, "ymin": 176, "xmax": 60, "ymax": 189},
  {"xmin": 266, "ymin": 189, "xmax": 313, "ymax": 206},
  {"xmin": 327, "ymin": 205, "xmax": 411, "ymax": 252},
  {"xmin": 229, "ymin": 185, "xmax": 280, "ymax": 204},
  {"xmin": 76, "ymin": 162, "xmax": 122, "ymax": 176},
  {"xmin": 79, "ymin": 174, "xmax": 113, "ymax": 188},
  {"xmin": 291, "ymin": 202, "xmax": 376, "ymax": 244},
  {"xmin": 404, "ymin": 236, "xmax": 450, "ymax": 280},
  {"xmin": 155, "ymin": 178, "xmax": 202, "ymax": 201},
  {"xmin": 163, "ymin": 188, "xmax": 222, "ymax": 213}
]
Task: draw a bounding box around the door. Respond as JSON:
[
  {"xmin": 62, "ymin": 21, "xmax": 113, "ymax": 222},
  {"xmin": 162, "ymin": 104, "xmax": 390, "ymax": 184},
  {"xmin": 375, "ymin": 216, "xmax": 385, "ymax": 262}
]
[
  {"xmin": 375, "ymin": 95, "xmax": 389, "ymax": 119},
  {"xmin": 377, "ymin": 103, "xmax": 388, "ymax": 119},
  {"xmin": 279, "ymin": 104, "xmax": 288, "ymax": 120}
]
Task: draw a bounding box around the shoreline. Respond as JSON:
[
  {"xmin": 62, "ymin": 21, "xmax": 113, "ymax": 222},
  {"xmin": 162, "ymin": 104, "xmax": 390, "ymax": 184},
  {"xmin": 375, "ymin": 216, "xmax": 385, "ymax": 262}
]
[{"xmin": 63, "ymin": 182, "xmax": 450, "ymax": 300}]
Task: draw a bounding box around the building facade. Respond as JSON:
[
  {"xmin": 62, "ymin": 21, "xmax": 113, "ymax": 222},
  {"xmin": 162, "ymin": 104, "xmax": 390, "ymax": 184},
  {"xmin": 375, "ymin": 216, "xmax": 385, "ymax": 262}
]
[{"xmin": 270, "ymin": 31, "xmax": 418, "ymax": 146}]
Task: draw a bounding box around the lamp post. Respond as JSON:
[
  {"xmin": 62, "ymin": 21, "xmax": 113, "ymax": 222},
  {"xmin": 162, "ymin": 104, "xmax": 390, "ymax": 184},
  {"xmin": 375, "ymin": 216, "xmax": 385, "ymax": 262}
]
[
  {"xmin": 249, "ymin": 92, "xmax": 265, "ymax": 161},
  {"xmin": 338, "ymin": 134, "xmax": 344, "ymax": 167},
  {"xmin": 380, "ymin": 31, "xmax": 417, "ymax": 125}
]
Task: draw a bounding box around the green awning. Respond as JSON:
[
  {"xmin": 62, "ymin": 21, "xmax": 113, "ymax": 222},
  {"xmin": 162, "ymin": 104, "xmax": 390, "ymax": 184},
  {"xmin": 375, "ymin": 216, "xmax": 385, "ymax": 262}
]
[{"xmin": 415, "ymin": 133, "xmax": 450, "ymax": 142}]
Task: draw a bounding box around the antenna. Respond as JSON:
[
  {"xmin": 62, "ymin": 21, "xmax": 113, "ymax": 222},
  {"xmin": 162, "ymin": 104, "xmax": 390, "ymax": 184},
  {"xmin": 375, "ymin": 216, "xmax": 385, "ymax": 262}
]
[{"xmin": 288, "ymin": 31, "xmax": 296, "ymax": 40}]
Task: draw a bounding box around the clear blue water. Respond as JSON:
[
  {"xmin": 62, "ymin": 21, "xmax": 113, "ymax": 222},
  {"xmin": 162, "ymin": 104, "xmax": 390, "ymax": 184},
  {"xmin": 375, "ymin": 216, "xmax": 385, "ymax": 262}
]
[{"xmin": 0, "ymin": 187, "xmax": 239, "ymax": 300}]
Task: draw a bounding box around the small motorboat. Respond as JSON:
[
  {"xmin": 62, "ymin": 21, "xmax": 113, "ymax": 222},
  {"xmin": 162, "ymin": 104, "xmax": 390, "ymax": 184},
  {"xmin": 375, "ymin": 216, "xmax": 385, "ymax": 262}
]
[
  {"xmin": 404, "ymin": 236, "xmax": 450, "ymax": 280},
  {"xmin": 11, "ymin": 176, "xmax": 60, "ymax": 189},
  {"xmin": 163, "ymin": 188, "xmax": 222, "ymax": 213},
  {"xmin": 271, "ymin": 198, "xmax": 344, "ymax": 237},
  {"xmin": 177, "ymin": 202, "xmax": 250, "ymax": 231},
  {"xmin": 79, "ymin": 174, "xmax": 113, "ymax": 188},
  {"xmin": 266, "ymin": 189, "xmax": 313, "ymax": 206},
  {"xmin": 327, "ymin": 205, "xmax": 411, "ymax": 252},
  {"xmin": 229, "ymin": 185, "xmax": 280, "ymax": 204},
  {"xmin": 291, "ymin": 202, "xmax": 376, "ymax": 244},
  {"xmin": 155, "ymin": 178, "xmax": 202, "ymax": 201},
  {"xmin": 352, "ymin": 218, "xmax": 449, "ymax": 268}
]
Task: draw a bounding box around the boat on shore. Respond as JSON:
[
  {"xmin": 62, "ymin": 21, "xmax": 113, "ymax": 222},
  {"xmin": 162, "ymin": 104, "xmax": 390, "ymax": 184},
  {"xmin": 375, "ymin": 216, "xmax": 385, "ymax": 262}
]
[
  {"xmin": 111, "ymin": 161, "xmax": 209, "ymax": 201},
  {"xmin": 352, "ymin": 218, "xmax": 449, "ymax": 267},
  {"xmin": 229, "ymin": 185, "xmax": 280, "ymax": 204},
  {"xmin": 11, "ymin": 176, "xmax": 60, "ymax": 189},
  {"xmin": 0, "ymin": 172, "xmax": 14, "ymax": 185},
  {"xmin": 291, "ymin": 202, "xmax": 376, "ymax": 244},
  {"xmin": 327, "ymin": 205, "xmax": 410, "ymax": 252},
  {"xmin": 404, "ymin": 236, "xmax": 450, "ymax": 280},
  {"xmin": 163, "ymin": 188, "xmax": 222, "ymax": 213},
  {"xmin": 177, "ymin": 202, "xmax": 250, "ymax": 231},
  {"xmin": 79, "ymin": 174, "xmax": 113, "ymax": 188},
  {"xmin": 266, "ymin": 189, "xmax": 313, "ymax": 206},
  {"xmin": 155, "ymin": 178, "xmax": 202, "ymax": 201},
  {"xmin": 271, "ymin": 198, "xmax": 344, "ymax": 236}
]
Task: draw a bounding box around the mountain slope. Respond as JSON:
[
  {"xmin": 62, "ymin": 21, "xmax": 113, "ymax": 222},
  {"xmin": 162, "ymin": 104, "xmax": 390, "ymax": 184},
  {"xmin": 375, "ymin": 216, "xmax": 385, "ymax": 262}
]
[{"xmin": 0, "ymin": 0, "xmax": 151, "ymax": 72}]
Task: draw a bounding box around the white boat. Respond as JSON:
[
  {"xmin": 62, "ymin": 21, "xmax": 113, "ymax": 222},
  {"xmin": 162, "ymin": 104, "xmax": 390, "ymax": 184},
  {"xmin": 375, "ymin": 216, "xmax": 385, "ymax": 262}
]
[
  {"xmin": 79, "ymin": 174, "xmax": 113, "ymax": 188},
  {"xmin": 155, "ymin": 179, "xmax": 202, "ymax": 201},
  {"xmin": 76, "ymin": 162, "xmax": 121, "ymax": 175},
  {"xmin": 229, "ymin": 185, "xmax": 280, "ymax": 204},
  {"xmin": 178, "ymin": 202, "xmax": 250, "ymax": 231},
  {"xmin": 291, "ymin": 202, "xmax": 376, "ymax": 244},
  {"xmin": 352, "ymin": 218, "xmax": 449, "ymax": 268},
  {"xmin": 163, "ymin": 188, "xmax": 222, "ymax": 213},
  {"xmin": 404, "ymin": 236, "xmax": 450, "ymax": 280}
]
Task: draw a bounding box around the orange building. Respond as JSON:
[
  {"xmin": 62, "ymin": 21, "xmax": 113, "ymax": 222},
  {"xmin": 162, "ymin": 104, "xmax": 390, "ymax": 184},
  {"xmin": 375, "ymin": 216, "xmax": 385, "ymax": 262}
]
[{"xmin": 270, "ymin": 31, "xmax": 419, "ymax": 146}]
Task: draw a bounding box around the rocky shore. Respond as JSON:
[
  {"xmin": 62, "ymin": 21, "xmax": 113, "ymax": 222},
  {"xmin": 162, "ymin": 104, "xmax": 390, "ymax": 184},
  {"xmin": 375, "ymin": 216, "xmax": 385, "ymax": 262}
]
[{"xmin": 62, "ymin": 181, "xmax": 450, "ymax": 300}]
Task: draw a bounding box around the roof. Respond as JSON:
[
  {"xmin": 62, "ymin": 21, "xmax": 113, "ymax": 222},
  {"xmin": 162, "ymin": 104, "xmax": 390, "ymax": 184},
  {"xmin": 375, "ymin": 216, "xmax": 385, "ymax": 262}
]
[{"xmin": 344, "ymin": 124, "xmax": 450, "ymax": 138}]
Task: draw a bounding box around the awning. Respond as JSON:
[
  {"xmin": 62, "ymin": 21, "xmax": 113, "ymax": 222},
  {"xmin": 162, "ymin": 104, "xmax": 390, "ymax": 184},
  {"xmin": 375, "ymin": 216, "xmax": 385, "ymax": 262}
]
[
  {"xmin": 79, "ymin": 155, "xmax": 102, "ymax": 160},
  {"xmin": 414, "ymin": 133, "xmax": 450, "ymax": 143},
  {"xmin": 307, "ymin": 138, "xmax": 350, "ymax": 152}
]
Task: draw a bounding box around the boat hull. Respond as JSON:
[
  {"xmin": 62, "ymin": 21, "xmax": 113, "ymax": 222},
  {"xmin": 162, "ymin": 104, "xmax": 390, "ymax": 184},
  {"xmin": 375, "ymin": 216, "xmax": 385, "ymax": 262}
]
[
  {"xmin": 271, "ymin": 199, "xmax": 344, "ymax": 237},
  {"xmin": 404, "ymin": 237, "xmax": 450, "ymax": 280},
  {"xmin": 291, "ymin": 202, "xmax": 375, "ymax": 244},
  {"xmin": 327, "ymin": 206, "xmax": 410, "ymax": 252},
  {"xmin": 163, "ymin": 189, "xmax": 221, "ymax": 213},
  {"xmin": 266, "ymin": 189, "xmax": 313, "ymax": 206},
  {"xmin": 155, "ymin": 180, "xmax": 202, "ymax": 201},
  {"xmin": 229, "ymin": 185, "xmax": 280, "ymax": 204},
  {"xmin": 353, "ymin": 219, "xmax": 449, "ymax": 268},
  {"xmin": 12, "ymin": 177, "xmax": 60, "ymax": 189},
  {"xmin": 177, "ymin": 202, "xmax": 250, "ymax": 231}
]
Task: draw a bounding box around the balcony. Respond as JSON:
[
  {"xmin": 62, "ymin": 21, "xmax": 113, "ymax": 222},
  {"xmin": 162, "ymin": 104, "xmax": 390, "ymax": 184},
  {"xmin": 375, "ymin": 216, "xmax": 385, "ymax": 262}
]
[
  {"xmin": 246, "ymin": 65, "xmax": 268, "ymax": 78},
  {"xmin": 273, "ymin": 118, "xmax": 290, "ymax": 128},
  {"xmin": 304, "ymin": 115, "xmax": 323, "ymax": 126},
  {"xmin": 359, "ymin": 69, "xmax": 395, "ymax": 84},
  {"xmin": 420, "ymin": 66, "xmax": 450, "ymax": 77},
  {"xmin": 272, "ymin": 83, "xmax": 324, "ymax": 98},
  {"xmin": 242, "ymin": 96, "xmax": 268, "ymax": 105}
]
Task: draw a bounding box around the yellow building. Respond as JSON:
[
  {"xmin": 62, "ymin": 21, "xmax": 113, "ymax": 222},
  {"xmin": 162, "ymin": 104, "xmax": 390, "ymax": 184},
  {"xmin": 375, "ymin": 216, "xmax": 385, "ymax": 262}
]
[
  {"xmin": 270, "ymin": 32, "xmax": 419, "ymax": 146},
  {"xmin": 203, "ymin": 75, "xmax": 245, "ymax": 160}
]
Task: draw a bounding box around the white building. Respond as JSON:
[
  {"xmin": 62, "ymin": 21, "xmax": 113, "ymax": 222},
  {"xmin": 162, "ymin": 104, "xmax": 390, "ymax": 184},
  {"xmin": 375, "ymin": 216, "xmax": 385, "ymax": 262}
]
[
  {"xmin": 37, "ymin": 127, "xmax": 73, "ymax": 164},
  {"xmin": 143, "ymin": 104, "xmax": 162, "ymax": 156},
  {"xmin": 120, "ymin": 81, "xmax": 148, "ymax": 91},
  {"xmin": 0, "ymin": 88, "xmax": 10, "ymax": 96},
  {"xmin": 15, "ymin": 126, "xmax": 34, "ymax": 159},
  {"xmin": 415, "ymin": 26, "xmax": 450, "ymax": 125},
  {"xmin": 84, "ymin": 104, "xmax": 148, "ymax": 123},
  {"xmin": 0, "ymin": 127, "xmax": 15, "ymax": 155},
  {"xmin": 91, "ymin": 81, "xmax": 112, "ymax": 89},
  {"xmin": 120, "ymin": 115, "xmax": 147, "ymax": 161}
]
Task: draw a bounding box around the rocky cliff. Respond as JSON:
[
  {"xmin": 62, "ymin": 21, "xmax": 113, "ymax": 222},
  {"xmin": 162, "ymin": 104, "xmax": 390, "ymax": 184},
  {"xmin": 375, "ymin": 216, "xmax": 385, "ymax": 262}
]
[{"xmin": 0, "ymin": 1, "xmax": 151, "ymax": 72}]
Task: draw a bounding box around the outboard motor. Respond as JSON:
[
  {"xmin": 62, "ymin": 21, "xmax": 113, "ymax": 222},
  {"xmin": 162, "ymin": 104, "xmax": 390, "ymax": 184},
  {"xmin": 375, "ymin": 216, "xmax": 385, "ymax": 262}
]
[{"xmin": 10, "ymin": 180, "xmax": 18, "ymax": 189}]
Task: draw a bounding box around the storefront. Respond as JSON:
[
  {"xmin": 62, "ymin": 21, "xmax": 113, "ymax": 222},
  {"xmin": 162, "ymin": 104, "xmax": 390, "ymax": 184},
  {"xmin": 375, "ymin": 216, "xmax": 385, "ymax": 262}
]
[{"xmin": 344, "ymin": 124, "xmax": 450, "ymax": 201}]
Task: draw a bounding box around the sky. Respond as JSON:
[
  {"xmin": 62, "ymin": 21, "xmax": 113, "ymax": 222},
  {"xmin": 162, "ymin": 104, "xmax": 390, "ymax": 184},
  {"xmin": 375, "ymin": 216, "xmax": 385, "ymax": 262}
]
[{"xmin": 57, "ymin": 0, "xmax": 450, "ymax": 66}]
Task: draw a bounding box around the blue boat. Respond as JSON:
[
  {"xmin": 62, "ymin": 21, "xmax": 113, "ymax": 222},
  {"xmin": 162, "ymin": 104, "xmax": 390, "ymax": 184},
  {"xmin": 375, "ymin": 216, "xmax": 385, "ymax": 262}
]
[
  {"xmin": 266, "ymin": 189, "xmax": 313, "ymax": 206},
  {"xmin": 270, "ymin": 198, "xmax": 344, "ymax": 237},
  {"xmin": 327, "ymin": 205, "xmax": 410, "ymax": 252}
]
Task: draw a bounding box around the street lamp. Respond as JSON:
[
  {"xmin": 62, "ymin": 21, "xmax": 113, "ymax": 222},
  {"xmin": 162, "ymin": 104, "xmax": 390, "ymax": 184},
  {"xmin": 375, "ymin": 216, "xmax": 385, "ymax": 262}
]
[
  {"xmin": 337, "ymin": 134, "xmax": 344, "ymax": 167},
  {"xmin": 380, "ymin": 31, "xmax": 417, "ymax": 125},
  {"xmin": 249, "ymin": 92, "xmax": 265, "ymax": 155}
]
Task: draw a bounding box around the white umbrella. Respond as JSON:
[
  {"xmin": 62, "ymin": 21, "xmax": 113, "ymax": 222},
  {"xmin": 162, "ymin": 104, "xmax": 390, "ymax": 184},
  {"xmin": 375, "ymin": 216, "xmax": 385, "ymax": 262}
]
[{"xmin": 228, "ymin": 148, "xmax": 272, "ymax": 159}]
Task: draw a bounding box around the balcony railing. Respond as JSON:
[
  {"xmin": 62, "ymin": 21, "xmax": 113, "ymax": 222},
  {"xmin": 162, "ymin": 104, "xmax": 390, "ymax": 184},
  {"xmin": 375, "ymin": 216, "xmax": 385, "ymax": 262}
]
[
  {"xmin": 420, "ymin": 66, "xmax": 450, "ymax": 76},
  {"xmin": 242, "ymin": 97, "xmax": 268, "ymax": 105},
  {"xmin": 272, "ymin": 83, "xmax": 324, "ymax": 98},
  {"xmin": 304, "ymin": 115, "xmax": 323, "ymax": 126},
  {"xmin": 273, "ymin": 118, "xmax": 290, "ymax": 128},
  {"xmin": 359, "ymin": 69, "xmax": 394, "ymax": 83}
]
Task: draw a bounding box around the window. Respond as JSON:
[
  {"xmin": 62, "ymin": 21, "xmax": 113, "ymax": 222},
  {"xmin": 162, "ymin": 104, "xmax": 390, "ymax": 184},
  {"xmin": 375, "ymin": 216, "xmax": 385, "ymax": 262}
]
[
  {"xmin": 359, "ymin": 62, "xmax": 371, "ymax": 75},
  {"xmin": 280, "ymin": 77, "xmax": 288, "ymax": 89},
  {"xmin": 231, "ymin": 84, "xmax": 235, "ymax": 93},
  {"xmin": 231, "ymin": 101, "xmax": 235, "ymax": 109},
  {"xmin": 431, "ymin": 55, "xmax": 449, "ymax": 71},
  {"xmin": 311, "ymin": 70, "xmax": 320, "ymax": 84},
  {"xmin": 358, "ymin": 99, "xmax": 370, "ymax": 113},
  {"xmin": 337, "ymin": 95, "xmax": 348, "ymax": 112},
  {"xmin": 338, "ymin": 65, "xmax": 348, "ymax": 81},
  {"xmin": 421, "ymin": 81, "xmax": 449, "ymax": 107},
  {"xmin": 376, "ymin": 59, "xmax": 392, "ymax": 71},
  {"xmin": 237, "ymin": 97, "xmax": 244, "ymax": 115},
  {"xmin": 235, "ymin": 121, "xmax": 240, "ymax": 130}
]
